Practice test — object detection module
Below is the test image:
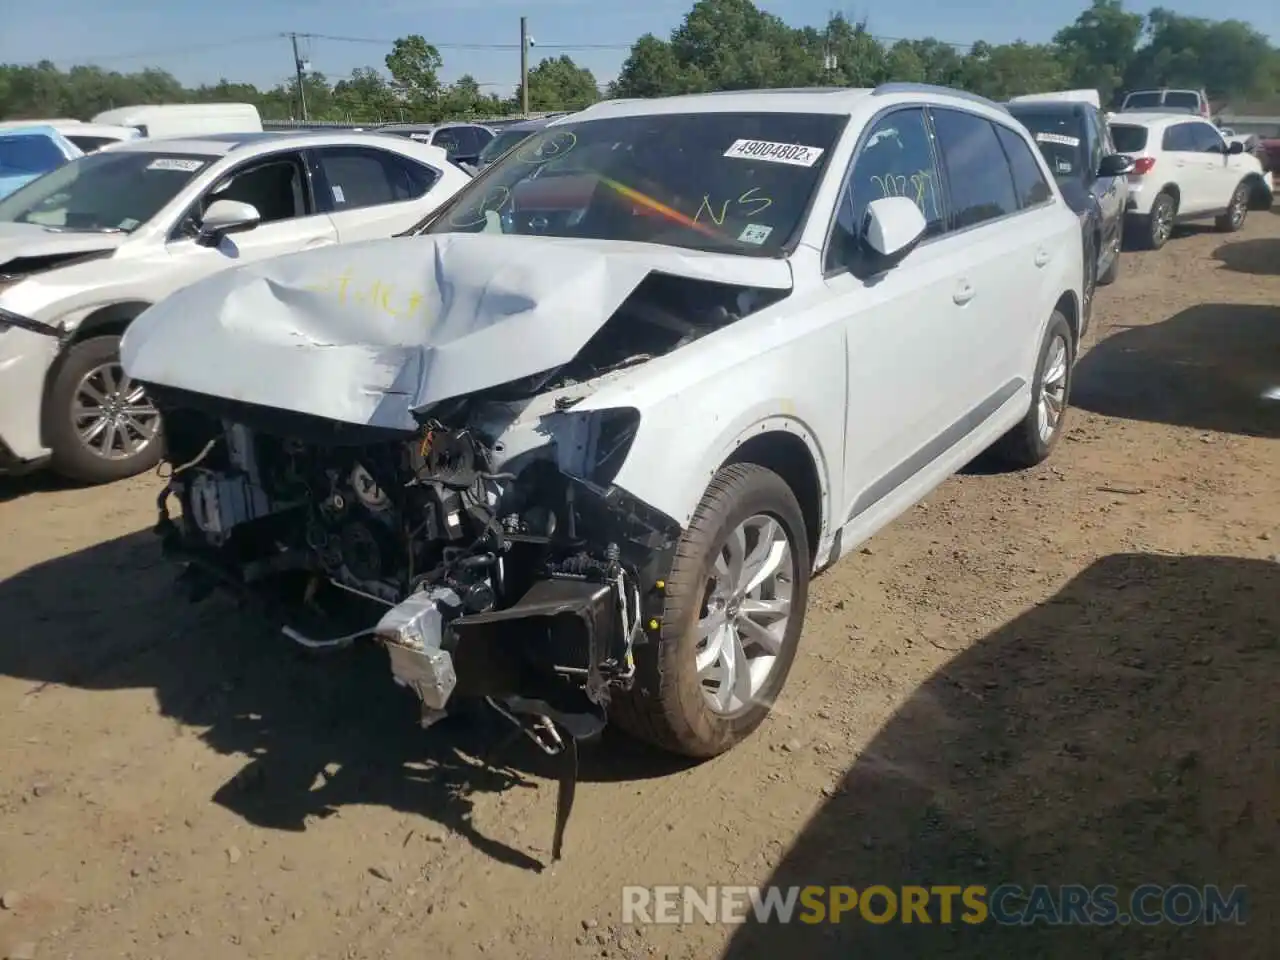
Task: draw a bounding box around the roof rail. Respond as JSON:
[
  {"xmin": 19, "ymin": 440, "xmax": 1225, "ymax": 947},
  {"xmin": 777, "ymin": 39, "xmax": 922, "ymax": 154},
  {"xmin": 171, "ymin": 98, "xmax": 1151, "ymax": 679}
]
[{"xmin": 871, "ymin": 82, "xmax": 1009, "ymax": 113}]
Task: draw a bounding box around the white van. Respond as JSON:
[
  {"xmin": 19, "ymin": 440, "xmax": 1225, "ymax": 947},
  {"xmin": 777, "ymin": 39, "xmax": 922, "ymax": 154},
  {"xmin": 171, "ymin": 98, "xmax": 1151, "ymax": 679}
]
[
  {"xmin": 90, "ymin": 103, "xmax": 263, "ymax": 139},
  {"xmin": 1009, "ymin": 89, "xmax": 1102, "ymax": 110}
]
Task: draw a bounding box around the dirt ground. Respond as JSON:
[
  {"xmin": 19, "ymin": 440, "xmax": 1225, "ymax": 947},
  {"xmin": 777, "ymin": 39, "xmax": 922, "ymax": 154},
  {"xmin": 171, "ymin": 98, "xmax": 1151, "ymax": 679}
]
[{"xmin": 1, "ymin": 211, "xmax": 1278, "ymax": 960}]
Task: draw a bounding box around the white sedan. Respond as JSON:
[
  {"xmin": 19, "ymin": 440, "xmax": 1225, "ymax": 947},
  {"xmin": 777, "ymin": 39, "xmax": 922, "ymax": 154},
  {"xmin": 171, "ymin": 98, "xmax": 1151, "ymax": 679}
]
[{"xmin": 0, "ymin": 130, "xmax": 470, "ymax": 483}]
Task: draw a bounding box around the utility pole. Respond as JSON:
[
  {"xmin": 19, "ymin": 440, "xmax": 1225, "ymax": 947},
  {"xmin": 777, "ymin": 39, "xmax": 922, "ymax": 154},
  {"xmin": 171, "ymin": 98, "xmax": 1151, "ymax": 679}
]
[
  {"xmin": 288, "ymin": 32, "xmax": 309, "ymax": 121},
  {"xmin": 520, "ymin": 16, "xmax": 529, "ymax": 116}
]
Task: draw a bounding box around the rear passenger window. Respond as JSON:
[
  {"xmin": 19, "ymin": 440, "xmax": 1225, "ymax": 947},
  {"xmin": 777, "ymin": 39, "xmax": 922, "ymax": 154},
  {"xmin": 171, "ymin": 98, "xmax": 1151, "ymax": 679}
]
[
  {"xmin": 993, "ymin": 125, "xmax": 1053, "ymax": 209},
  {"xmin": 317, "ymin": 147, "xmax": 438, "ymax": 209},
  {"xmin": 931, "ymin": 108, "xmax": 1019, "ymax": 229}
]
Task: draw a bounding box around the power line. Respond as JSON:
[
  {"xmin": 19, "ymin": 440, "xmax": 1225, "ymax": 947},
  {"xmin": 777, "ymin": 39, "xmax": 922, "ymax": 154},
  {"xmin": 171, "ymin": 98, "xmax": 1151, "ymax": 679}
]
[{"xmin": 12, "ymin": 27, "xmax": 982, "ymax": 70}]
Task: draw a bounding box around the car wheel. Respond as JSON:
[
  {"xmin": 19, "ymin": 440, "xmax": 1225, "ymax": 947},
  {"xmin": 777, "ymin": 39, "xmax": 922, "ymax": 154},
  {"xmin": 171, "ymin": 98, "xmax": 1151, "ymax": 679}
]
[
  {"xmin": 989, "ymin": 310, "xmax": 1075, "ymax": 469},
  {"xmin": 1215, "ymin": 182, "xmax": 1250, "ymax": 232},
  {"xmin": 610, "ymin": 463, "xmax": 810, "ymax": 758},
  {"xmin": 1142, "ymin": 192, "xmax": 1176, "ymax": 250},
  {"xmin": 43, "ymin": 335, "xmax": 164, "ymax": 484}
]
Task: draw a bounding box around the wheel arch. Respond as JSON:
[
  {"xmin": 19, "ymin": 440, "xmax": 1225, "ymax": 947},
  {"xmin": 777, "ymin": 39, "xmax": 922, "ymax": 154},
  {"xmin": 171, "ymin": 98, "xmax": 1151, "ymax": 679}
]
[
  {"xmin": 723, "ymin": 427, "xmax": 825, "ymax": 566},
  {"xmin": 41, "ymin": 300, "xmax": 153, "ymax": 448}
]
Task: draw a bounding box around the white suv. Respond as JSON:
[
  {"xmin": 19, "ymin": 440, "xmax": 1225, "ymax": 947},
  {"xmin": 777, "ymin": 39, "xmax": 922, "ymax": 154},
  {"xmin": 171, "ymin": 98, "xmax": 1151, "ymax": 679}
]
[
  {"xmin": 122, "ymin": 83, "xmax": 1083, "ymax": 764},
  {"xmin": 0, "ymin": 131, "xmax": 470, "ymax": 483},
  {"xmin": 1109, "ymin": 112, "xmax": 1273, "ymax": 250}
]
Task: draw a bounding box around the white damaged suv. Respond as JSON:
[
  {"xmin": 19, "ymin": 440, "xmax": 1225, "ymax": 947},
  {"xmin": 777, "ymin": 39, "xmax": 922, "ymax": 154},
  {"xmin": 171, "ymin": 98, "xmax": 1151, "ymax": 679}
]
[{"xmin": 121, "ymin": 85, "xmax": 1083, "ymax": 775}]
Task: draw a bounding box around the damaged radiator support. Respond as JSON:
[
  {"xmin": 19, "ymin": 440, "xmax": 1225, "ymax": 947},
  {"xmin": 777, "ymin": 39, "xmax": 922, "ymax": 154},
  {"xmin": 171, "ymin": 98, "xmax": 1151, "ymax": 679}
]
[{"xmin": 374, "ymin": 575, "xmax": 630, "ymax": 861}]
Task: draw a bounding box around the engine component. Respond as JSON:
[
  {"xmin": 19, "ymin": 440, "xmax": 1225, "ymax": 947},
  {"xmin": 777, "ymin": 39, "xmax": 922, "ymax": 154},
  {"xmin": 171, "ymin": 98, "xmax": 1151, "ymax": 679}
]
[
  {"xmin": 413, "ymin": 426, "xmax": 485, "ymax": 488},
  {"xmin": 349, "ymin": 463, "xmax": 390, "ymax": 513},
  {"xmin": 377, "ymin": 586, "xmax": 464, "ymax": 717},
  {"xmin": 187, "ymin": 470, "xmax": 272, "ymax": 541}
]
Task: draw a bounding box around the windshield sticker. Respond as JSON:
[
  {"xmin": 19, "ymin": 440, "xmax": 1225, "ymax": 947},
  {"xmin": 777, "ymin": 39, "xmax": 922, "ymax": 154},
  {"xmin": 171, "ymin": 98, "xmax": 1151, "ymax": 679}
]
[
  {"xmin": 1035, "ymin": 132, "xmax": 1081, "ymax": 148},
  {"xmin": 332, "ymin": 184, "xmax": 346, "ymax": 204},
  {"xmin": 410, "ymin": 133, "xmax": 431, "ymax": 141},
  {"xmin": 723, "ymin": 139, "xmax": 825, "ymax": 167},
  {"xmin": 147, "ymin": 157, "xmax": 204, "ymax": 173},
  {"xmin": 515, "ymin": 131, "xmax": 578, "ymax": 164},
  {"xmin": 738, "ymin": 223, "xmax": 773, "ymax": 245}
]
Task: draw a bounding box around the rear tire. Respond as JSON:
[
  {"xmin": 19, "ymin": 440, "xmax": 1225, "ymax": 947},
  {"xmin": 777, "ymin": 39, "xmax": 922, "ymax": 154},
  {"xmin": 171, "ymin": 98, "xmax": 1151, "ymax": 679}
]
[
  {"xmin": 989, "ymin": 310, "xmax": 1075, "ymax": 469},
  {"xmin": 1138, "ymin": 192, "xmax": 1176, "ymax": 250},
  {"xmin": 610, "ymin": 463, "xmax": 810, "ymax": 758},
  {"xmin": 1215, "ymin": 182, "xmax": 1249, "ymax": 232},
  {"xmin": 43, "ymin": 335, "xmax": 164, "ymax": 485}
]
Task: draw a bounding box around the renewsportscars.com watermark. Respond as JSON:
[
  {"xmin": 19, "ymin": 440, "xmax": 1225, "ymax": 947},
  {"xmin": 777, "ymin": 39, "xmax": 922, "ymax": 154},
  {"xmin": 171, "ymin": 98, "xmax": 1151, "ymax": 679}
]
[{"xmin": 622, "ymin": 884, "xmax": 1248, "ymax": 926}]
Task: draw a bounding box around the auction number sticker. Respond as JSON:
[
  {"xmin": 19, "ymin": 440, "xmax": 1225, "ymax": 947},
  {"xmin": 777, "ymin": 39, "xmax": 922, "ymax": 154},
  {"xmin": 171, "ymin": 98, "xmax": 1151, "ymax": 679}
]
[
  {"xmin": 1035, "ymin": 132, "xmax": 1081, "ymax": 148},
  {"xmin": 147, "ymin": 158, "xmax": 205, "ymax": 172},
  {"xmin": 723, "ymin": 139, "xmax": 825, "ymax": 167}
]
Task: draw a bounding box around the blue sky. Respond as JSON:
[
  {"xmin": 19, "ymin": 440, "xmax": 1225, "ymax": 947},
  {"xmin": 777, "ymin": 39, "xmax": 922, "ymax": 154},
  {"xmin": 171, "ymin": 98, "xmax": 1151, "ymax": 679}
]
[{"xmin": 2, "ymin": 0, "xmax": 1275, "ymax": 94}]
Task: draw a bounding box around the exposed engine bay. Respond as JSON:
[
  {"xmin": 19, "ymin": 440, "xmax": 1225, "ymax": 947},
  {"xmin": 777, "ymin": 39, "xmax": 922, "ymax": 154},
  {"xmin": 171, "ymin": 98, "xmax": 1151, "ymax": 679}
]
[{"xmin": 141, "ymin": 271, "xmax": 784, "ymax": 860}]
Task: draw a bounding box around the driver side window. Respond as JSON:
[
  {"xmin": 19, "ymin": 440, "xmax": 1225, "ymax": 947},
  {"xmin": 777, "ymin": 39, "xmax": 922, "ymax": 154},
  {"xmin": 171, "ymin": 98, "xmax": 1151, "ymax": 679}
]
[
  {"xmin": 179, "ymin": 152, "xmax": 310, "ymax": 237},
  {"xmin": 826, "ymin": 108, "xmax": 944, "ymax": 274}
]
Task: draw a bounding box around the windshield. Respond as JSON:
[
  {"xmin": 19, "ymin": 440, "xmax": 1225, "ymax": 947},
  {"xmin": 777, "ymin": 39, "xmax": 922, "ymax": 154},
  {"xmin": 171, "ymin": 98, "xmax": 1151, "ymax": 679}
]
[
  {"xmin": 1122, "ymin": 92, "xmax": 1163, "ymax": 110},
  {"xmin": 1162, "ymin": 91, "xmax": 1201, "ymax": 111},
  {"xmin": 0, "ymin": 133, "xmax": 66, "ymax": 175},
  {"xmin": 1109, "ymin": 124, "xmax": 1148, "ymax": 153},
  {"xmin": 478, "ymin": 128, "xmax": 536, "ymax": 164},
  {"xmin": 1009, "ymin": 111, "xmax": 1086, "ymax": 180},
  {"xmin": 422, "ymin": 111, "xmax": 847, "ymax": 256},
  {"xmin": 0, "ymin": 150, "xmax": 213, "ymax": 233}
]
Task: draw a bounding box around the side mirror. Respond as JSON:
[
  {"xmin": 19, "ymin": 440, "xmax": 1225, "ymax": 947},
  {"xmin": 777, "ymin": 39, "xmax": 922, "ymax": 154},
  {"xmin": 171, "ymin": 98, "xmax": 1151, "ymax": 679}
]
[
  {"xmin": 1227, "ymin": 140, "xmax": 1244, "ymax": 155},
  {"xmin": 860, "ymin": 197, "xmax": 927, "ymax": 269},
  {"xmin": 196, "ymin": 199, "xmax": 260, "ymax": 247},
  {"xmin": 1097, "ymin": 153, "xmax": 1135, "ymax": 177}
]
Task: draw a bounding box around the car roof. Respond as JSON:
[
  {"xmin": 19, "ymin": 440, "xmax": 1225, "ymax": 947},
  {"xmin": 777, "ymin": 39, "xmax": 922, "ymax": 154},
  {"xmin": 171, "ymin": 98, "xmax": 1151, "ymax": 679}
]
[
  {"xmin": 104, "ymin": 129, "xmax": 454, "ymax": 160},
  {"xmin": 571, "ymin": 87, "xmax": 875, "ymax": 119},
  {"xmin": 1107, "ymin": 112, "xmax": 1205, "ymax": 128},
  {"xmin": 0, "ymin": 124, "xmax": 59, "ymax": 138},
  {"xmin": 1007, "ymin": 100, "xmax": 1088, "ymax": 117}
]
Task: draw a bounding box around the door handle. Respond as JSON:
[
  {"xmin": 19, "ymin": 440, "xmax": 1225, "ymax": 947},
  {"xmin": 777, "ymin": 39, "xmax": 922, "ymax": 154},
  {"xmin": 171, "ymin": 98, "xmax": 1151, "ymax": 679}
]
[
  {"xmin": 953, "ymin": 282, "xmax": 975, "ymax": 305},
  {"xmin": 1034, "ymin": 248, "xmax": 1051, "ymax": 267}
]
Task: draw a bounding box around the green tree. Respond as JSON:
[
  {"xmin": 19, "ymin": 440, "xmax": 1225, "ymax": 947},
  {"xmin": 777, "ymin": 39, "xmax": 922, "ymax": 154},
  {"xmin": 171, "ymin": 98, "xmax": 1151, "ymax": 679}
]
[
  {"xmin": 612, "ymin": 35, "xmax": 697, "ymax": 98},
  {"xmin": 516, "ymin": 55, "xmax": 599, "ymax": 111},
  {"xmin": 1054, "ymin": 0, "xmax": 1144, "ymax": 105},
  {"xmin": 385, "ymin": 34, "xmax": 443, "ymax": 108}
]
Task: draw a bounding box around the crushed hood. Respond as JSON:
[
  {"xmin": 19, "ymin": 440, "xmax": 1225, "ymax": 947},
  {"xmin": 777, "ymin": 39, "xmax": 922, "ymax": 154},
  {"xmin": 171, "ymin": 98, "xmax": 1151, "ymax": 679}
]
[
  {"xmin": 121, "ymin": 232, "xmax": 793, "ymax": 430},
  {"xmin": 0, "ymin": 222, "xmax": 125, "ymax": 272}
]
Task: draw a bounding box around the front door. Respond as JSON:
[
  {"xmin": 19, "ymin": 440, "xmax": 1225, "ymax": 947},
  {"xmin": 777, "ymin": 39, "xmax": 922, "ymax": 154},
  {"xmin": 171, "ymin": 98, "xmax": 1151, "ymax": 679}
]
[{"xmin": 165, "ymin": 150, "xmax": 338, "ymax": 282}]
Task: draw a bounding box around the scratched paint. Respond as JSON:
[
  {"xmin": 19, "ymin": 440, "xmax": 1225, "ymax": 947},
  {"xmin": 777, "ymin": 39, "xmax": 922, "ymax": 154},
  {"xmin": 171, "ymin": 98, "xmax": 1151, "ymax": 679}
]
[{"xmin": 302, "ymin": 270, "xmax": 427, "ymax": 319}]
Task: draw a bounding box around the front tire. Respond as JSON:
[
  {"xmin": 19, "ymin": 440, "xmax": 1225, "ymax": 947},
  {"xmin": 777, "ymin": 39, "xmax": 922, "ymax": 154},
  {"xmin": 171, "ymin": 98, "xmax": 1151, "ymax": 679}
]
[
  {"xmin": 610, "ymin": 463, "xmax": 810, "ymax": 758},
  {"xmin": 43, "ymin": 335, "xmax": 164, "ymax": 484},
  {"xmin": 1215, "ymin": 182, "xmax": 1249, "ymax": 232},
  {"xmin": 989, "ymin": 310, "xmax": 1075, "ymax": 469}
]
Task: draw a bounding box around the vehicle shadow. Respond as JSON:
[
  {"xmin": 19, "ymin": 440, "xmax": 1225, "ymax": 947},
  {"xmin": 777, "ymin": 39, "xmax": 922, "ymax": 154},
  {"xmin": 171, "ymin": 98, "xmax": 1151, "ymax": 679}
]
[
  {"xmin": 0, "ymin": 471, "xmax": 73, "ymax": 504},
  {"xmin": 1212, "ymin": 238, "xmax": 1280, "ymax": 276},
  {"xmin": 1071, "ymin": 303, "xmax": 1280, "ymax": 438},
  {"xmin": 0, "ymin": 529, "xmax": 688, "ymax": 871},
  {"xmin": 722, "ymin": 552, "xmax": 1279, "ymax": 959}
]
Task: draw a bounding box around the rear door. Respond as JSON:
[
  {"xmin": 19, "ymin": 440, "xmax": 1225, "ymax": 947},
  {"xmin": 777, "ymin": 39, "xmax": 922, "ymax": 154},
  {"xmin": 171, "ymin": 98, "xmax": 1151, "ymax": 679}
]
[
  {"xmin": 1161, "ymin": 122, "xmax": 1213, "ymax": 214},
  {"xmin": 311, "ymin": 144, "xmax": 444, "ymax": 239},
  {"xmin": 930, "ymin": 107, "xmax": 1044, "ymax": 396}
]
